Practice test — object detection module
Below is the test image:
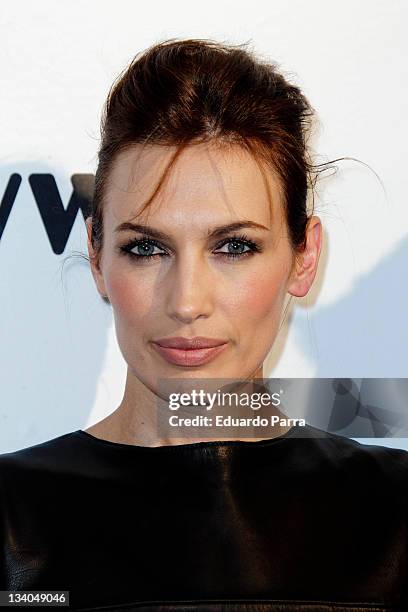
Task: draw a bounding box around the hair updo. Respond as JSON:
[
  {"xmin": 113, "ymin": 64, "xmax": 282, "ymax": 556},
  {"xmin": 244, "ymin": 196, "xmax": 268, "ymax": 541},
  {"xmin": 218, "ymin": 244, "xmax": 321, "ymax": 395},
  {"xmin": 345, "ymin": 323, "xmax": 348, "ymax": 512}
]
[{"xmin": 90, "ymin": 38, "xmax": 321, "ymax": 282}]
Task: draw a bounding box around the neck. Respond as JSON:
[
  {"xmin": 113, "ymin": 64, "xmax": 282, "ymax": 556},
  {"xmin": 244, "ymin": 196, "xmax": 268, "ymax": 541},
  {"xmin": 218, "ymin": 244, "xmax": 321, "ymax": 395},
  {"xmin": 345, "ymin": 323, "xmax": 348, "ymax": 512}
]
[{"xmin": 84, "ymin": 364, "xmax": 292, "ymax": 447}]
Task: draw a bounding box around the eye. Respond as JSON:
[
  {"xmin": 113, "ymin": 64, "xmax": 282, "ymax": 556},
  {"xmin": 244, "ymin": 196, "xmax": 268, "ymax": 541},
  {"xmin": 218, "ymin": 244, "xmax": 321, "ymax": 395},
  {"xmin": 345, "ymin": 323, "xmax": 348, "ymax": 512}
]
[
  {"xmin": 118, "ymin": 233, "xmax": 261, "ymax": 262},
  {"xmin": 119, "ymin": 237, "xmax": 169, "ymax": 261},
  {"xmin": 213, "ymin": 234, "xmax": 261, "ymax": 259}
]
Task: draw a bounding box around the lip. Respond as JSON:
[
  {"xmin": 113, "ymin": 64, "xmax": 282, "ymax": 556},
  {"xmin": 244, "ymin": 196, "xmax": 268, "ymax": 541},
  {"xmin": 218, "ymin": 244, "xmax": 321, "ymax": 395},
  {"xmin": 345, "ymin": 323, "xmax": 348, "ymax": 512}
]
[
  {"xmin": 151, "ymin": 336, "xmax": 229, "ymax": 367},
  {"xmin": 153, "ymin": 336, "xmax": 228, "ymax": 349}
]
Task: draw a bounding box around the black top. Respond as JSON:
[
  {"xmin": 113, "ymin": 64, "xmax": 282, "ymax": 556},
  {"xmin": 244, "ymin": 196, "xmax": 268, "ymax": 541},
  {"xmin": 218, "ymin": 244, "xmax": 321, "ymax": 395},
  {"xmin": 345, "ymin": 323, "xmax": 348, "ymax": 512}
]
[{"xmin": 0, "ymin": 424, "xmax": 407, "ymax": 612}]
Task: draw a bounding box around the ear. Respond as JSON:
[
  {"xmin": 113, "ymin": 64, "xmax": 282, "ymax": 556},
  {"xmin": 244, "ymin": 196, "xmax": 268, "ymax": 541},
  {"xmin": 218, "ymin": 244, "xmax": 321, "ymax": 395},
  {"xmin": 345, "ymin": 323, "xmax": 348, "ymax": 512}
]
[
  {"xmin": 286, "ymin": 216, "xmax": 322, "ymax": 298},
  {"xmin": 86, "ymin": 216, "xmax": 108, "ymax": 300}
]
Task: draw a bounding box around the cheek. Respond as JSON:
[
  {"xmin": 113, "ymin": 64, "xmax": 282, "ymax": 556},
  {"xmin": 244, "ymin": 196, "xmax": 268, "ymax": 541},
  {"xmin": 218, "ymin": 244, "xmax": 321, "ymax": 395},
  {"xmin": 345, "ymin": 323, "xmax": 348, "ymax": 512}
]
[
  {"xmin": 224, "ymin": 265, "xmax": 288, "ymax": 323},
  {"xmin": 105, "ymin": 268, "xmax": 155, "ymax": 324}
]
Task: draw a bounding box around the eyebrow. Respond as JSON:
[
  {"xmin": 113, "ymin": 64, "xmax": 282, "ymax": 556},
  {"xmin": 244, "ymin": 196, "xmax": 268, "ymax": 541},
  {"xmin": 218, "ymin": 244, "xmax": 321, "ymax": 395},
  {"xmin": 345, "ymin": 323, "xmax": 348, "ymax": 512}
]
[{"xmin": 114, "ymin": 221, "xmax": 270, "ymax": 240}]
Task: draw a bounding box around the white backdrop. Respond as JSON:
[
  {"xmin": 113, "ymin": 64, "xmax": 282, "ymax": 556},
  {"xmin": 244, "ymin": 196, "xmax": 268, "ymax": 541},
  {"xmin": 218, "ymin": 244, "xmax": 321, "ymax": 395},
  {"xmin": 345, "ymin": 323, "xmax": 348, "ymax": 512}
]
[{"xmin": 0, "ymin": 0, "xmax": 407, "ymax": 453}]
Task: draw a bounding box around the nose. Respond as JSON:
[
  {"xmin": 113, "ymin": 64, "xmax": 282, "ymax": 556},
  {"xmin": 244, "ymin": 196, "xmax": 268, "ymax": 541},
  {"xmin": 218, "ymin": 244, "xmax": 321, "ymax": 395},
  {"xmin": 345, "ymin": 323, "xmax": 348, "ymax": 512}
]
[{"xmin": 165, "ymin": 250, "xmax": 214, "ymax": 324}]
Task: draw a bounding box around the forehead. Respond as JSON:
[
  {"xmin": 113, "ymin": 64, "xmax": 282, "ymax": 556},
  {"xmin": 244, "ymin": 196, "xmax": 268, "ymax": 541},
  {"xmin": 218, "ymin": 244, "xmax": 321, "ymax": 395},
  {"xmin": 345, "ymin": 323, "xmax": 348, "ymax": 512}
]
[{"xmin": 103, "ymin": 141, "xmax": 284, "ymax": 229}]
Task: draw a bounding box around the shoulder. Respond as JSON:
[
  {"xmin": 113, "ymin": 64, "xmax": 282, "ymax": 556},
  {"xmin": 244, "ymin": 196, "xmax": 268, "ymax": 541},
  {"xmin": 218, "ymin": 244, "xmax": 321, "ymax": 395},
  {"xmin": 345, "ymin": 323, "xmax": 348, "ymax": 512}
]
[
  {"xmin": 293, "ymin": 424, "xmax": 408, "ymax": 491},
  {"xmin": 0, "ymin": 431, "xmax": 85, "ymax": 482},
  {"xmin": 0, "ymin": 431, "xmax": 93, "ymax": 539}
]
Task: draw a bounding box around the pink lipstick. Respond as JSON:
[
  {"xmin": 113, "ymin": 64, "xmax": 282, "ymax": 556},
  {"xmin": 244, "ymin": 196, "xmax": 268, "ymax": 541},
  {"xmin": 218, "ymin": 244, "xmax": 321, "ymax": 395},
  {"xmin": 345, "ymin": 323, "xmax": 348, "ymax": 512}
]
[{"xmin": 151, "ymin": 336, "xmax": 228, "ymax": 367}]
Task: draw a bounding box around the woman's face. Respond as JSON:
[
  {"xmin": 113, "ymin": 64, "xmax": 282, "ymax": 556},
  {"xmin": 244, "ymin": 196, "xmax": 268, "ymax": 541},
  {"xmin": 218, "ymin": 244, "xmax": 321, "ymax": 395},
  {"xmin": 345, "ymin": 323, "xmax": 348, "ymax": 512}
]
[{"xmin": 88, "ymin": 142, "xmax": 320, "ymax": 389}]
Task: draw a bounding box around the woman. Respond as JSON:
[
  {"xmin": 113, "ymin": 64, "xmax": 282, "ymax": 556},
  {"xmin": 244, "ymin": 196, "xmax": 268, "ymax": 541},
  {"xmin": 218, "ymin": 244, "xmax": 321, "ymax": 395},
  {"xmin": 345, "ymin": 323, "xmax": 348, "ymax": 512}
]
[{"xmin": 1, "ymin": 38, "xmax": 407, "ymax": 611}]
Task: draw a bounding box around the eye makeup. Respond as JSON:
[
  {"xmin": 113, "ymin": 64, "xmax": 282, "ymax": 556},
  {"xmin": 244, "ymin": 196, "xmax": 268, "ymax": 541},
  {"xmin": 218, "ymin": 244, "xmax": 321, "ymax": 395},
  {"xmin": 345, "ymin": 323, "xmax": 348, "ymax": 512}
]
[{"xmin": 117, "ymin": 232, "xmax": 263, "ymax": 262}]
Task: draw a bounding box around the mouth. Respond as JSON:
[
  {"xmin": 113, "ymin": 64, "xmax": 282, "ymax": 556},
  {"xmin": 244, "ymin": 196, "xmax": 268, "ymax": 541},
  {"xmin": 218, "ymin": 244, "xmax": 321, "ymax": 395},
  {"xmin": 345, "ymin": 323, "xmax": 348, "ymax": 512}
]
[{"xmin": 151, "ymin": 336, "xmax": 229, "ymax": 367}]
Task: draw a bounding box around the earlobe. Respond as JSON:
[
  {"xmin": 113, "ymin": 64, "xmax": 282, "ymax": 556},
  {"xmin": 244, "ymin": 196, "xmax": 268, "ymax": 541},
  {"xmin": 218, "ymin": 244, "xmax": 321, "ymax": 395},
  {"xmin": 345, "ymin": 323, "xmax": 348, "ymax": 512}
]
[{"xmin": 287, "ymin": 216, "xmax": 322, "ymax": 298}]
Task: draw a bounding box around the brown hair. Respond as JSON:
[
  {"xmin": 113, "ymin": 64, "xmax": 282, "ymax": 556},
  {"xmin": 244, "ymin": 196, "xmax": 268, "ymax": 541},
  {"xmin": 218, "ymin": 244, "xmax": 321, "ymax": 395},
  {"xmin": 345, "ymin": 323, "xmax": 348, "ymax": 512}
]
[{"xmin": 90, "ymin": 38, "xmax": 325, "ymax": 303}]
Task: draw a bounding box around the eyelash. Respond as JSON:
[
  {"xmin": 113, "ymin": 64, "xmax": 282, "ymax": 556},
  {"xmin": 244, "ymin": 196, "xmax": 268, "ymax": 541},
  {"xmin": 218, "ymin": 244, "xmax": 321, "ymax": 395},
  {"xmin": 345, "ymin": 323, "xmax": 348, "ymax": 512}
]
[{"xmin": 119, "ymin": 233, "xmax": 261, "ymax": 262}]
